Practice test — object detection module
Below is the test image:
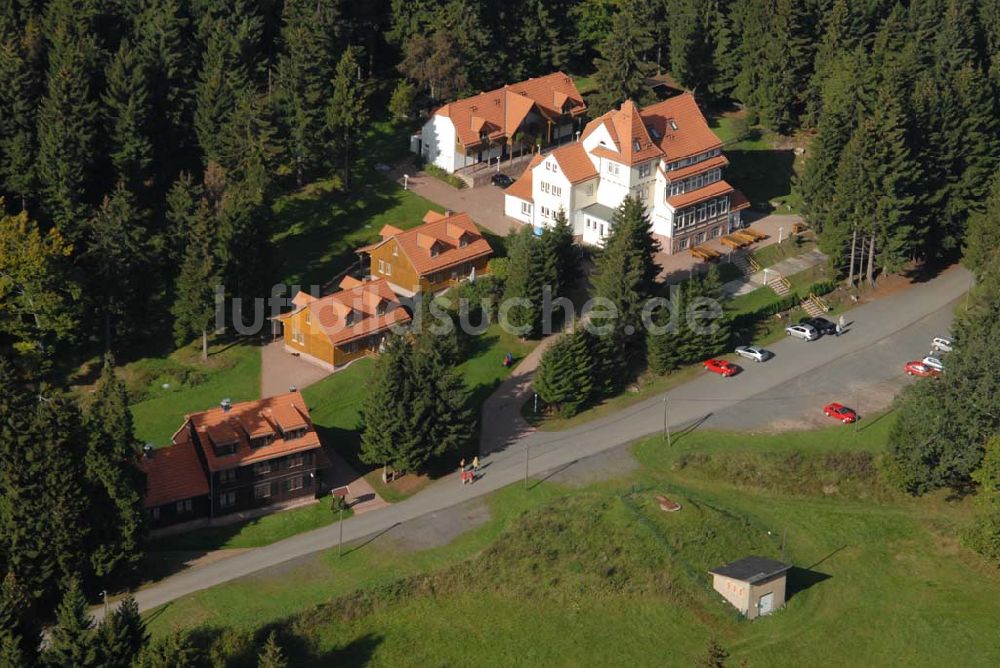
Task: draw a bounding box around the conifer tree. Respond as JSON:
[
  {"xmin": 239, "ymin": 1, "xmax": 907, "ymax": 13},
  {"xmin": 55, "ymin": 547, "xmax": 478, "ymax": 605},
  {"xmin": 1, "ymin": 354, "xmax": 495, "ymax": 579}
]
[
  {"xmin": 218, "ymin": 90, "xmax": 283, "ymax": 199},
  {"xmin": 646, "ymin": 302, "xmax": 682, "ymax": 375},
  {"xmin": 172, "ymin": 196, "xmax": 220, "ymax": 359},
  {"xmin": 0, "ymin": 571, "xmax": 40, "ymax": 664},
  {"xmin": 103, "ymin": 40, "xmax": 153, "ymax": 190},
  {"xmin": 83, "ymin": 355, "xmax": 147, "ymax": 581},
  {"xmin": 534, "ymin": 329, "xmax": 593, "ymax": 416},
  {"xmin": 327, "ymin": 46, "xmax": 371, "ymax": 190},
  {"xmin": 96, "ymin": 596, "xmax": 147, "ymax": 668},
  {"xmin": 591, "ymin": 0, "xmax": 655, "ymax": 111},
  {"xmin": 45, "ymin": 578, "xmax": 98, "ymax": 667},
  {"xmin": 164, "ymin": 171, "xmax": 204, "ymax": 261},
  {"xmin": 359, "ymin": 335, "xmax": 421, "ymax": 476},
  {"xmin": 273, "ymin": 0, "xmax": 339, "ymax": 184},
  {"xmin": 0, "ymin": 18, "xmax": 42, "ymax": 210},
  {"xmin": 504, "ymin": 226, "xmax": 545, "ymax": 338},
  {"xmin": 388, "ymin": 79, "xmax": 416, "ymax": 121},
  {"xmin": 965, "ymin": 436, "xmax": 1000, "ymax": 561},
  {"xmin": 257, "ymin": 631, "xmax": 287, "ymax": 668},
  {"xmin": 963, "ymin": 169, "xmax": 1000, "ymax": 276},
  {"xmin": 133, "ymin": 631, "xmax": 199, "ymax": 667},
  {"xmin": 540, "ymin": 209, "xmax": 580, "ymax": 300}
]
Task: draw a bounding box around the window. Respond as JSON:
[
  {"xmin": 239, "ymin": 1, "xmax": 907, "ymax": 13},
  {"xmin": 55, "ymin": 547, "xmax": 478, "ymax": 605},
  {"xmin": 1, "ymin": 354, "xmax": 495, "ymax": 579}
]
[
  {"xmin": 552, "ymin": 186, "xmax": 562, "ymax": 197},
  {"xmin": 695, "ymin": 232, "xmax": 705, "ymax": 244},
  {"xmin": 637, "ymin": 186, "xmax": 647, "ymax": 201},
  {"xmin": 720, "ymin": 197, "xmax": 729, "ymax": 213},
  {"xmin": 521, "ymin": 201, "xmax": 532, "ymax": 215},
  {"xmin": 712, "ymin": 227, "xmax": 722, "ymax": 238},
  {"xmin": 460, "ymin": 237, "xmax": 468, "ymax": 248},
  {"xmin": 218, "ymin": 491, "xmax": 237, "ymax": 509},
  {"xmin": 288, "ymin": 454, "xmax": 304, "ymax": 468},
  {"xmin": 254, "ymin": 483, "xmax": 272, "ymax": 499},
  {"xmin": 287, "ymin": 475, "xmax": 304, "ymax": 492},
  {"xmin": 176, "ymin": 499, "xmax": 193, "ymax": 514},
  {"xmin": 638, "ymin": 163, "xmax": 651, "ymax": 178},
  {"xmin": 540, "ymin": 206, "xmax": 551, "ymax": 219},
  {"xmin": 304, "ymin": 310, "xmax": 310, "ymax": 325},
  {"xmin": 383, "ymin": 263, "xmax": 391, "ymax": 276},
  {"xmin": 214, "ymin": 441, "xmax": 237, "ymax": 457},
  {"xmin": 669, "ymin": 120, "xmax": 678, "ymax": 131},
  {"xmin": 708, "ymin": 201, "xmax": 717, "ymax": 218},
  {"xmin": 219, "ymin": 468, "xmax": 237, "ymax": 485},
  {"xmin": 254, "ymin": 461, "xmax": 272, "ymax": 476},
  {"xmin": 541, "ymin": 182, "xmax": 550, "ymax": 194},
  {"xmin": 377, "ymin": 259, "xmax": 385, "ymax": 274},
  {"xmin": 679, "ymin": 238, "xmax": 689, "ymax": 250},
  {"xmin": 698, "ymin": 203, "xmax": 708, "ymax": 222},
  {"xmin": 585, "ymin": 184, "xmax": 594, "ymax": 195},
  {"xmin": 392, "ymin": 245, "xmax": 398, "ymax": 257},
  {"xmin": 607, "ymin": 162, "xmax": 619, "ymax": 176},
  {"xmin": 599, "ymin": 223, "xmax": 605, "ymax": 237}
]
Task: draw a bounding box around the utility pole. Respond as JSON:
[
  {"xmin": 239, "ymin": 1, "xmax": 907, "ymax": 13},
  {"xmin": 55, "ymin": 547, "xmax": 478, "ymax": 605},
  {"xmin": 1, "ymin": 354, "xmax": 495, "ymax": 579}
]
[{"xmin": 662, "ymin": 396, "xmax": 671, "ymax": 447}]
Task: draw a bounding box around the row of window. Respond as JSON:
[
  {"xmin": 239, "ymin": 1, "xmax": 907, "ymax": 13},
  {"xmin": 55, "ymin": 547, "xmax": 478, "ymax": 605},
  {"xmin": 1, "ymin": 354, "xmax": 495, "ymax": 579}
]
[
  {"xmin": 668, "ymin": 168, "xmax": 722, "ymax": 197},
  {"xmin": 674, "ymin": 196, "xmax": 730, "ymax": 230},
  {"xmin": 149, "ymin": 498, "xmax": 194, "ymax": 521},
  {"xmin": 253, "ymin": 475, "xmax": 306, "ymax": 500},
  {"xmin": 665, "ymin": 147, "xmax": 722, "ymax": 172},
  {"xmin": 377, "ymin": 259, "xmax": 394, "ymax": 276},
  {"xmin": 584, "ymin": 218, "xmax": 607, "ymax": 238},
  {"xmin": 540, "ymin": 181, "xmax": 563, "ymax": 197},
  {"xmin": 675, "ymin": 226, "xmax": 724, "ymax": 251}
]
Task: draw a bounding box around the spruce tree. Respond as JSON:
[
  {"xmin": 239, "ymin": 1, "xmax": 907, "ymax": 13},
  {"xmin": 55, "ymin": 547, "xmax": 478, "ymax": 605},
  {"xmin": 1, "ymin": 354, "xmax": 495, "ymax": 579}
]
[
  {"xmin": 359, "ymin": 335, "xmax": 421, "ymax": 476},
  {"xmin": 540, "ymin": 208, "xmax": 580, "ymax": 300},
  {"xmin": 534, "ymin": 330, "xmax": 593, "ymax": 417},
  {"xmin": 257, "ymin": 631, "xmax": 287, "ymax": 668},
  {"xmin": 45, "ymin": 578, "xmax": 98, "ymax": 667},
  {"xmin": 327, "ymin": 46, "xmax": 371, "ymax": 190},
  {"xmin": 964, "ymin": 169, "xmax": 1000, "ymax": 276},
  {"xmin": 274, "ymin": 0, "xmax": 338, "ymax": 184},
  {"xmin": 133, "ymin": 631, "xmax": 199, "ymax": 667},
  {"xmin": 0, "ymin": 571, "xmax": 40, "ymax": 664},
  {"xmin": 504, "ymin": 226, "xmax": 545, "ymax": 338},
  {"xmin": 96, "ymin": 595, "xmax": 147, "ymax": 668},
  {"xmin": 0, "ymin": 18, "xmax": 42, "ymax": 210},
  {"xmin": 218, "ymin": 89, "xmax": 283, "ymax": 199},
  {"xmin": 83, "ymin": 355, "xmax": 147, "ymax": 582},
  {"xmin": 103, "ymin": 40, "xmax": 153, "ymax": 190},
  {"xmin": 591, "ymin": 0, "xmax": 655, "ymax": 111},
  {"xmin": 965, "ymin": 436, "xmax": 1000, "ymax": 561},
  {"xmin": 172, "ymin": 196, "xmax": 220, "ymax": 358}
]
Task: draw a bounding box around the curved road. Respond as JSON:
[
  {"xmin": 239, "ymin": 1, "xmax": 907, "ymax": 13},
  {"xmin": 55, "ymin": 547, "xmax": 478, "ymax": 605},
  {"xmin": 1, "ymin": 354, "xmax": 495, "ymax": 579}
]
[{"xmin": 115, "ymin": 265, "xmax": 971, "ymax": 618}]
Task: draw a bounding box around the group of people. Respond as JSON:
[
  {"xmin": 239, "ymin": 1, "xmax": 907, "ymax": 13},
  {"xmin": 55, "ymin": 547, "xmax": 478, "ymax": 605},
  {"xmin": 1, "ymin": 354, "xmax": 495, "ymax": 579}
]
[{"xmin": 459, "ymin": 457, "xmax": 480, "ymax": 485}]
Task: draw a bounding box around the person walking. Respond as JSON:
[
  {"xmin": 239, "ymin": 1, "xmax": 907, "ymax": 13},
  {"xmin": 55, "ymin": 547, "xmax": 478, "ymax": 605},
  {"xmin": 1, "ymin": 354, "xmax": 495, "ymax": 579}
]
[{"xmin": 472, "ymin": 456, "xmax": 480, "ymax": 472}]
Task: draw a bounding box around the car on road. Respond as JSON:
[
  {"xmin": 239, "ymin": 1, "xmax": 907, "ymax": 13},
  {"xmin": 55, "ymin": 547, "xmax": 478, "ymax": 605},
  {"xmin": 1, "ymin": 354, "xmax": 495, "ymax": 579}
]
[
  {"xmin": 904, "ymin": 360, "xmax": 940, "ymax": 378},
  {"xmin": 785, "ymin": 323, "xmax": 819, "ymax": 341},
  {"xmin": 799, "ymin": 316, "xmax": 837, "ymax": 336},
  {"xmin": 932, "ymin": 337, "xmax": 953, "ymax": 352},
  {"xmin": 704, "ymin": 359, "xmax": 740, "ymax": 376},
  {"xmin": 824, "ymin": 402, "xmax": 858, "ymax": 423},
  {"xmin": 734, "ymin": 345, "xmax": 773, "ymax": 363},
  {"xmin": 922, "ymin": 355, "xmax": 945, "ymax": 372},
  {"xmin": 491, "ymin": 173, "xmax": 513, "ymax": 188}
]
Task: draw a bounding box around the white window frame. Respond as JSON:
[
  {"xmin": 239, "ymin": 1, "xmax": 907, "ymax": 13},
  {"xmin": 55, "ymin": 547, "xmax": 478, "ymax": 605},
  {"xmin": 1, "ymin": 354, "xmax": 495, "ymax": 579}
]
[
  {"xmin": 254, "ymin": 461, "xmax": 272, "ymax": 476},
  {"xmin": 638, "ymin": 163, "xmax": 651, "ymax": 178},
  {"xmin": 287, "ymin": 475, "xmax": 304, "ymax": 492},
  {"xmin": 552, "ymin": 185, "xmax": 562, "ymax": 197},
  {"xmin": 254, "ymin": 483, "xmax": 272, "ymax": 499},
  {"xmin": 521, "ymin": 201, "xmax": 532, "ymax": 215},
  {"xmin": 219, "ymin": 491, "xmax": 237, "ymax": 509},
  {"xmin": 541, "ymin": 182, "xmax": 550, "ymax": 194},
  {"xmin": 288, "ymin": 454, "xmax": 304, "ymax": 468}
]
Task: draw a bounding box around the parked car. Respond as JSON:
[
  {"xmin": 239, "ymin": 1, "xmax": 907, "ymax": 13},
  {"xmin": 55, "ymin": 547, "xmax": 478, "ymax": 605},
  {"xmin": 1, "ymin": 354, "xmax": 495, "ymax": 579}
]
[
  {"xmin": 823, "ymin": 402, "xmax": 858, "ymax": 423},
  {"xmin": 735, "ymin": 345, "xmax": 773, "ymax": 363},
  {"xmin": 491, "ymin": 173, "xmax": 513, "ymax": 188},
  {"xmin": 931, "ymin": 337, "xmax": 953, "ymax": 352},
  {"xmin": 799, "ymin": 316, "xmax": 837, "ymax": 336},
  {"xmin": 785, "ymin": 324, "xmax": 819, "ymax": 341},
  {"xmin": 704, "ymin": 359, "xmax": 739, "ymax": 377},
  {"xmin": 922, "ymin": 355, "xmax": 945, "ymax": 372},
  {"xmin": 904, "ymin": 360, "xmax": 940, "ymax": 378}
]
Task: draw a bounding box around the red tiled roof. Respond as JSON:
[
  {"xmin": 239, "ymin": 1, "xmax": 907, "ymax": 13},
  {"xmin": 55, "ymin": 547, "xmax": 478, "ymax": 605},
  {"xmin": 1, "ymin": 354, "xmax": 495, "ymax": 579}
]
[
  {"xmin": 582, "ymin": 92, "xmax": 722, "ymax": 165},
  {"xmin": 276, "ymin": 279, "xmax": 411, "ymax": 346},
  {"xmin": 360, "ymin": 212, "xmax": 494, "ymax": 277},
  {"xmin": 664, "ymin": 154, "xmax": 729, "ymax": 181},
  {"xmin": 435, "ymin": 72, "xmax": 586, "ymax": 148},
  {"xmin": 550, "ymin": 143, "xmax": 598, "ymax": 183},
  {"xmin": 666, "ymin": 179, "xmax": 735, "ymax": 209},
  {"xmin": 173, "ymin": 393, "xmax": 323, "ymax": 472},
  {"xmin": 141, "ymin": 441, "xmax": 209, "ymax": 508},
  {"xmin": 505, "ymin": 154, "xmax": 543, "ymax": 201}
]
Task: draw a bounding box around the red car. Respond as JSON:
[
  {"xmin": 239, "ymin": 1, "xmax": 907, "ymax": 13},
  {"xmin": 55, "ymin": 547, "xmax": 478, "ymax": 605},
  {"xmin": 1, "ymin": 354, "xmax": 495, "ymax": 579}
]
[
  {"xmin": 704, "ymin": 359, "xmax": 739, "ymax": 377},
  {"xmin": 824, "ymin": 402, "xmax": 858, "ymax": 423},
  {"xmin": 904, "ymin": 360, "xmax": 940, "ymax": 378}
]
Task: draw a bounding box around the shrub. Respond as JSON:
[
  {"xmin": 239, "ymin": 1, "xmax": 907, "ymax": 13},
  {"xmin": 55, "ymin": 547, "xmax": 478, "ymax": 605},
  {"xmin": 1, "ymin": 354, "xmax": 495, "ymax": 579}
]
[
  {"xmin": 424, "ymin": 164, "xmax": 465, "ymax": 189},
  {"xmin": 807, "ymin": 280, "xmax": 838, "ymax": 297}
]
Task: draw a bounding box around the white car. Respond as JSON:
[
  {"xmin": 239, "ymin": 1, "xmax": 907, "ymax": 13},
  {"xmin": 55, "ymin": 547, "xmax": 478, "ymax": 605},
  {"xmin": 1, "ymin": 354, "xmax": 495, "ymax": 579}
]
[
  {"xmin": 922, "ymin": 355, "xmax": 945, "ymax": 372},
  {"xmin": 735, "ymin": 345, "xmax": 773, "ymax": 362},
  {"xmin": 785, "ymin": 324, "xmax": 819, "ymax": 341},
  {"xmin": 932, "ymin": 337, "xmax": 953, "ymax": 352}
]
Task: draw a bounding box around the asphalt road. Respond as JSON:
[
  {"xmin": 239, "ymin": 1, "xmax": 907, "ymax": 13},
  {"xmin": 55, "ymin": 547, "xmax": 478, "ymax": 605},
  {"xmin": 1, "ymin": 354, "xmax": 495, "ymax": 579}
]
[{"xmin": 114, "ymin": 265, "xmax": 971, "ymax": 619}]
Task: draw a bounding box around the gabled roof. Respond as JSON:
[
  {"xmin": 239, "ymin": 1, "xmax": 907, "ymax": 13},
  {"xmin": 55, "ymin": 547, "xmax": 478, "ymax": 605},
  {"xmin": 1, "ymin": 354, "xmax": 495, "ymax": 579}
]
[
  {"xmin": 358, "ymin": 212, "xmax": 494, "ymax": 277},
  {"xmin": 172, "ymin": 392, "xmax": 323, "ymax": 472},
  {"xmin": 505, "ymin": 154, "xmax": 544, "ymax": 202},
  {"xmin": 709, "ymin": 556, "xmax": 791, "ymax": 584},
  {"xmin": 434, "ymin": 72, "xmax": 586, "ymax": 148},
  {"xmin": 581, "ymin": 92, "xmax": 722, "ymax": 165},
  {"xmin": 550, "ymin": 143, "xmax": 599, "ymax": 184},
  {"xmin": 140, "ymin": 441, "xmax": 209, "ymax": 508},
  {"xmin": 275, "ymin": 279, "xmax": 411, "ymax": 346}
]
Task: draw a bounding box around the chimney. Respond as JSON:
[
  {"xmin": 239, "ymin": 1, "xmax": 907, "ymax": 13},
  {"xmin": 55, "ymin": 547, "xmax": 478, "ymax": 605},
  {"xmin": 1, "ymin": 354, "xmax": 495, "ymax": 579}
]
[
  {"xmin": 143, "ymin": 443, "xmax": 154, "ymax": 458},
  {"xmin": 221, "ymin": 398, "xmax": 232, "ymax": 412}
]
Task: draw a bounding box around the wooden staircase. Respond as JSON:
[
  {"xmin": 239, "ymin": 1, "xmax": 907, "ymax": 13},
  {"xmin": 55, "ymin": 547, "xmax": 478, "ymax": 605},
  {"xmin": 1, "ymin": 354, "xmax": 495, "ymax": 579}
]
[
  {"xmin": 800, "ymin": 292, "xmax": 830, "ymax": 317},
  {"xmin": 732, "ymin": 253, "xmax": 759, "ymax": 276},
  {"xmin": 767, "ymin": 272, "xmax": 792, "ymax": 297}
]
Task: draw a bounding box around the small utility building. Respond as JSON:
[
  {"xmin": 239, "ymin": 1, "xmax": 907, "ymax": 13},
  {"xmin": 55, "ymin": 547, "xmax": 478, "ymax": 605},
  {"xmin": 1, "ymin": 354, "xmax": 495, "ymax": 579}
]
[{"xmin": 709, "ymin": 556, "xmax": 790, "ymax": 619}]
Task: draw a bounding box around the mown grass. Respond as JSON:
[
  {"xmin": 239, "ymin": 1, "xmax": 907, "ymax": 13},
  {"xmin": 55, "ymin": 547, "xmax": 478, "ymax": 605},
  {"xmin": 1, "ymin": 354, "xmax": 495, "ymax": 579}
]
[
  {"xmin": 750, "ymin": 236, "xmax": 816, "ymax": 269},
  {"xmin": 144, "ymin": 424, "xmax": 1000, "ymax": 667},
  {"xmin": 129, "ymin": 342, "xmax": 261, "ymax": 446},
  {"xmin": 148, "ymin": 500, "xmax": 353, "ymax": 552}
]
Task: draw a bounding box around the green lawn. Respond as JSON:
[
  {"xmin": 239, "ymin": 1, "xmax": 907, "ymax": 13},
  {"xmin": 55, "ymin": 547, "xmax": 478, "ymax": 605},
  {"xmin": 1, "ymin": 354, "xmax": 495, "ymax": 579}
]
[
  {"xmin": 458, "ymin": 323, "xmax": 537, "ymax": 410},
  {"xmin": 148, "ymin": 500, "xmax": 353, "ymax": 552},
  {"xmin": 128, "ymin": 342, "xmax": 261, "ymax": 446},
  {"xmin": 750, "ymin": 237, "xmax": 816, "ymax": 269},
  {"xmin": 143, "ymin": 423, "xmax": 1000, "ymax": 666}
]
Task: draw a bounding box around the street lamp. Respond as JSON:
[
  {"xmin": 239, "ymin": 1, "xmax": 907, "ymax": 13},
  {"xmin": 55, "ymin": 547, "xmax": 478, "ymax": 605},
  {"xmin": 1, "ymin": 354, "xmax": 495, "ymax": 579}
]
[
  {"xmin": 778, "ymin": 226, "xmax": 784, "ymax": 245},
  {"xmin": 332, "ymin": 486, "xmax": 350, "ymax": 556},
  {"xmin": 403, "ymin": 174, "xmax": 409, "ymax": 190}
]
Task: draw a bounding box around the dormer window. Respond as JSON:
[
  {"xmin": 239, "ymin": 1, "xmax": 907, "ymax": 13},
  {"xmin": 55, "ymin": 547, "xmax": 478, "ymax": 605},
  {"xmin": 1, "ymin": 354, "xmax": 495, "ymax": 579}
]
[
  {"xmin": 633, "ymin": 140, "xmax": 641, "ymax": 152},
  {"xmin": 376, "ymin": 301, "xmax": 387, "ymax": 316},
  {"xmin": 460, "ymin": 237, "xmax": 468, "ymax": 248},
  {"xmin": 430, "ymin": 246, "xmax": 440, "ymax": 257},
  {"xmin": 648, "ymin": 125, "xmax": 661, "ymax": 140},
  {"xmin": 669, "ymin": 120, "xmax": 678, "ymax": 131},
  {"xmin": 345, "ymin": 310, "xmax": 355, "ymax": 327}
]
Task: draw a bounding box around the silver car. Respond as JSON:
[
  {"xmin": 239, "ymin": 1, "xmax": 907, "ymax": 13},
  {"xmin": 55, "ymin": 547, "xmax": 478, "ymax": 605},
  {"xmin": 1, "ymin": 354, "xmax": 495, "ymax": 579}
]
[
  {"xmin": 932, "ymin": 337, "xmax": 953, "ymax": 352},
  {"xmin": 785, "ymin": 324, "xmax": 819, "ymax": 341},
  {"xmin": 735, "ymin": 345, "xmax": 773, "ymax": 362},
  {"xmin": 922, "ymin": 355, "xmax": 945, "ymax": 371}
]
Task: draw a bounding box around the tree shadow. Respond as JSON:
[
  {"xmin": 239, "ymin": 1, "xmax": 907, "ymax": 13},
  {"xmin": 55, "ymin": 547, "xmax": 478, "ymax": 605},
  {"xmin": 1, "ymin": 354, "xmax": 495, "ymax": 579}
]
[
  {"xmin": 670, "ymin": 412, "xmax": 715, "ymax": 447},
  {"xmin": 725, "ymin": 149, "xmax": 796, "ymax": 213}
]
